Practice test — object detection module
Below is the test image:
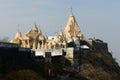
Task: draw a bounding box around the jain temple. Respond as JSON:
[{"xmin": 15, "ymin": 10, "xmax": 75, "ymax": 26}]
[
  {"xmin": 0, "ymin": 11, "xmax": 120, "ymax": 80},
  {"xmin": 11, "ymin": 13, "xmax": 84, "ymax": 50},
  {"xmin": 8, "ymin": 13, "xmax": 108, "ymax": 72}
]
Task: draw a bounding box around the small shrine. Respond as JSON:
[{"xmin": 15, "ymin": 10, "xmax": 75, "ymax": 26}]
[{"xmin": 11, "ymin": 24, "xmax": 46, "ymax": 50}]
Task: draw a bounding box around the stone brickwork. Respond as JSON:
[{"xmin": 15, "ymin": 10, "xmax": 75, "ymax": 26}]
[
  {"xmin": 0, "ymin": 42, "xmax": 34, "ymax": 73},
  {"xmin": 87, "ymin": 39, "xmax": 108, "ymax": 52}
]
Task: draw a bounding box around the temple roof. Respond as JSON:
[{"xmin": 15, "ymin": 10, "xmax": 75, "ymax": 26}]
[
  {"xmin": 32, "ymin": 23, "xmax": 39, "ymax": 31},
  {"xmin": 24, "ymin": 24, "xmax": 43, "ymax": 39},
  {"xmin": 15, "ymin": 31, "xmax": 22, "ymax": 39},
  {"xmin": 64, "ymin": 13, "xmax": 82, "ymax": 39}
]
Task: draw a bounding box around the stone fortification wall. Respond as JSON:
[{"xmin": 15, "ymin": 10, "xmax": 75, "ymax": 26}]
[
  {"xmin": 0, "ymin": 42, "xmax": 34, "ymax": 73},
  {"xmin": 87, "ymin": 40, "xmax": 108, "ymax": 52},
  {"xmin": 93, "ymin": 41, "xmax": 108, "ymax": 52}
]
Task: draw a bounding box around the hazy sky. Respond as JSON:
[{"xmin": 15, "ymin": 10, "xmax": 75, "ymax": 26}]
[{"xmin": 0, "ymin": 0, "xmax": 120, "ymax": 64}]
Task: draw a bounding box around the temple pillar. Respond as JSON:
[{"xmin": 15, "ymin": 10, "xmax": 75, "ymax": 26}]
[
  {"xmin": 22, "ymin": 40, "xmax": 26, "ymax": 48},
  {"xmin": 44, "ymin": 42, "xmax": 48, "ymax": 49},
  {"xmin": 27, "ymin": 40, "xmax": 30, "ymax": 48},
  {"xmin": 41, "ymin": 41, "xmax": 44, "ymax": 49},
  {"xmin": 37, "ymin": 42, "xmax": 41, "ymax": 49},
  {"xmin": 32, "ymin": 41, "xmax": 36, "ymax": 50},
  {"xmin": 48, "ymin": 42, "xmax": 52, "ymax": 49}
]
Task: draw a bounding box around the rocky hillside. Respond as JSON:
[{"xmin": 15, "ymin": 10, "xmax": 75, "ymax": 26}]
[
  {"xmin": 79, "ymin": 50, "xmax": 120, "ymax": 80},
  {"xmin": 50, "ymin": 50, "xmax": 120, "ymax": 80},
  {"xmin": 0, "ymin": 50, "xmax": 120, "ymax": 80}
]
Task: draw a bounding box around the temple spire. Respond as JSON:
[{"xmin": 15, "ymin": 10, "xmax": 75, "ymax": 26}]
[
  {"xmin": 14, "ymin": 24, "xmax": 22, "ymax": 39},
  {"xmin": 15, "ymin": 31, "xmax": 22, "ymax": 39},
  {"xmin": 64, "ymin": 12, "xmax": 84, "ymax": 40},
  {"xmin": 33, "ymin": 22, "xmax": 38, "ymax": 31}
]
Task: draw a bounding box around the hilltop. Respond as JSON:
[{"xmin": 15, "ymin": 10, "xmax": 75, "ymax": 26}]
[{"xmin": 0, "ymin": 13, "xmax": 119, "ymax": 80}]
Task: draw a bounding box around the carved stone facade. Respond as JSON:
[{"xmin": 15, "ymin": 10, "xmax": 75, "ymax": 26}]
[
  {"xmin": 11, "ymin": 24, "xmax": 67, "ymax": 50},
  {"xmin": 11, "ymin": 24, "xmax": 46, "ymax": 50},
  {"xmin": 11, "ymin": 13, "xmax": 84, "ymax": 50}
]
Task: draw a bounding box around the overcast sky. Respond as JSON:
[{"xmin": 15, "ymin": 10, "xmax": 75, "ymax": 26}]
[{"xmin": 0, "ymin": 0, "xmax": 120, "ymax": 64}]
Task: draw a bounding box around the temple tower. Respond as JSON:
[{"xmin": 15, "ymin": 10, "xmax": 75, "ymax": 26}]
[{"xmin": 64, "ymin": 13, "xmax": 84, "ymax": 40}]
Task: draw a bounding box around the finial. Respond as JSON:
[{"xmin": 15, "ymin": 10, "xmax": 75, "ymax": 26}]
[
  {"xmin": 68, "ymin": 6, "xmax": 73, "ymax": 13},
  {"xmin": 70, "ymin": 7, "xmax": 73, "ymax": 13},
  {"xmin": 17, "ymin": 24, "xmax": 20, "ymax": 32},
  {"xmin": 34, "ymin": 21, "xmax": 37, "ymax": 27},
  {"xmin": 38, "ymin": 25, "xmax": 42, "ymax": 33}
]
